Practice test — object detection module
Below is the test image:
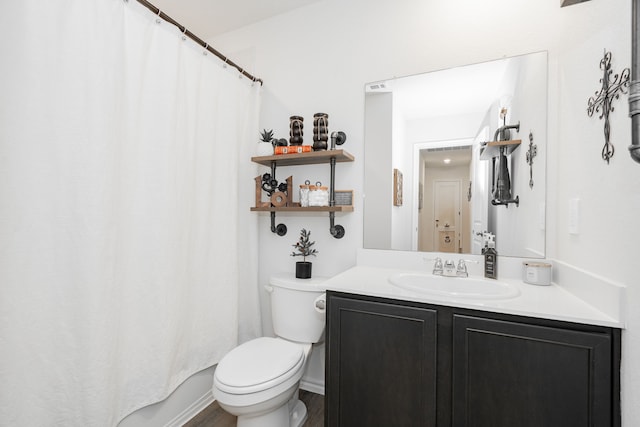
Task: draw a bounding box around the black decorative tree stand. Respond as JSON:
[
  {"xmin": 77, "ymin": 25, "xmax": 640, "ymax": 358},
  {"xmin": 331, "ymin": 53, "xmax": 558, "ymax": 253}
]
[{"xmin": 291, "ymin": 229, "xmax": 318, "ymax": 279}]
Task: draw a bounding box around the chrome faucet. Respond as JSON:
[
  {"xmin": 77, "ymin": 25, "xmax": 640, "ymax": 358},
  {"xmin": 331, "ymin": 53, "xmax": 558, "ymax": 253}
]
[
  {"xmin": 431, "ymin": 258, "xmax": 477, "ymax": 278},
  {"xmin": 442, "ymin": 259, "xmax": 457, "ymax": 277},
  {"xmin": 432, "ymin": 258, "xmax": 457, "ymax": 277}
]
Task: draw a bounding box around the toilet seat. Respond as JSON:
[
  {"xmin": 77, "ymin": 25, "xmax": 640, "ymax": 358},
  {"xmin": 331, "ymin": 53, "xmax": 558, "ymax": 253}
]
[{"xmin": 214, "ymin": 337, "xmax": 305, "ymax": 395}]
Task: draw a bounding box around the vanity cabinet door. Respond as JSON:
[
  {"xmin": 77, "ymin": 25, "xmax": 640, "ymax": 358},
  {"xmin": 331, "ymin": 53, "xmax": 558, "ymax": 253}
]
[
  {"xmin": 451, "ymin": 314, "xmax": 614, "ymax": 427},
  {"xmin": 326, "ymin": 292, "xmax": 438, "ymax": 427}
]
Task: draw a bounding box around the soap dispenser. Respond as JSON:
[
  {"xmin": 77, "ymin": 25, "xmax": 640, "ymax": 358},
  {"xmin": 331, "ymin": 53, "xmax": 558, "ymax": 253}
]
[{"xmin": 484, "ymin": 236, "xmax": 497, "ymax": 279}]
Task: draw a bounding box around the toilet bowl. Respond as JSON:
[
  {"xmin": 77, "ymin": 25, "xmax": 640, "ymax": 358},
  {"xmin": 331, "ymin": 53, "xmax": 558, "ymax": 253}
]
[{"xmin": 212, "ymin": 275, "xmax": 326, "ymax": 427}]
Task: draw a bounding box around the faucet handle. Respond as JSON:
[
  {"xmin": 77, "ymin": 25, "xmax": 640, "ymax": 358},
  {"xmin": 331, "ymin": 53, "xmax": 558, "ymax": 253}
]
[
  {"xmin": 423, "ymin": 256, "xmax": 443, "ymax": 265},
  {"xmin": 456, "ymin": 259, "xmax": 469, "ymax": 277},
  {"xmin": 456, "ymin": 259, "xmax": 479, "ymax": 277},
  {"xmin": 431, "ymin": 257, "xmax": 443, "ymax": 275}
]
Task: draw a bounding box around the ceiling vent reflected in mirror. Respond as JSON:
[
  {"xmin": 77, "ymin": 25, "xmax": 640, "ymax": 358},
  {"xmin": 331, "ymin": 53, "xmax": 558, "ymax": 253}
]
[
  {"xmin": 422, "ymin": 145, "xmax": 472, "ymax": 168},
  {"xmin": 367, "ymin": 81, "xmax": 392, "ymax": 92}
]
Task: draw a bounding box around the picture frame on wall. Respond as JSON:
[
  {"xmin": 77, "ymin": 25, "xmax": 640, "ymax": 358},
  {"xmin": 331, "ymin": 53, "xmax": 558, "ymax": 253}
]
[{"xmin": 393, "ymin": 168, "xmax": 403, "ymax": 206}]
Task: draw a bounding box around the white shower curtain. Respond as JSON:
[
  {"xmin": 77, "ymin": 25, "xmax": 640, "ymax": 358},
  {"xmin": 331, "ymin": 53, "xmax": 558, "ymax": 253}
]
[{"xmin": 0, "ymin": 1, "xmax": 261, "ymax": 425}]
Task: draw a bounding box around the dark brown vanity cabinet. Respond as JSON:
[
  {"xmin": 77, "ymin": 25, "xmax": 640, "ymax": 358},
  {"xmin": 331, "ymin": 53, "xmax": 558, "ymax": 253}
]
[
  {"xmin": 325, "ymin": 293, "xmax": 438, "ymax": 426},
  {"xmin": 452, "ymin": 315, "xmax": 619, "ymax": 427},
  {"xmin": 325, "ymin": 291, "xmax": 621, "ymax": 427}
]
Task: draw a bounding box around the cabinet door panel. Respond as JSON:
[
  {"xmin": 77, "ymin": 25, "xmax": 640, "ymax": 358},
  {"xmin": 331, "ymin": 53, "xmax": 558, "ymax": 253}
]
[
  {"xmin": 452, "ymin": 315, "xmax": 612, "ymax": 427},
  {"xmin": 326, "ymin": 294, "xmax": 438, "ymax": 427}
]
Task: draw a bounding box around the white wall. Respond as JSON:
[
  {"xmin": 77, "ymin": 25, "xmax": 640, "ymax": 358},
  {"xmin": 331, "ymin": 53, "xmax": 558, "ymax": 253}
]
[
  {"xmin": 364, "ymin": 92, "xmax": 393, "ymax": 249},
  {"xmin": 492, "ymin": 52, "xmax": 548, "ymax": 257},
  {"xmin": 391, "ymin": 98, "xmax": 412, "ymax": 250},
  {"xmin": 212, "ymin": 0, "xmax": 639, "ymax": 423}
]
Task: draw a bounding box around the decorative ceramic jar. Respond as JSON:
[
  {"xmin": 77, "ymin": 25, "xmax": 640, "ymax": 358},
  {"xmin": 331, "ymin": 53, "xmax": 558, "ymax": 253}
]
[
  {"xmin": 299, "ymin": 180, "xmax": 311, "ymax": 207},
  {"xmin": 308, "ymin": 182, "xmax": 329, "ymax": 207},
  {"xmin": 289, "ymin": 115, "xmax": 304, "ymax": 146},
  {"xmin": 313, "ymin": 113, "xmax": 328, "ymax": 151},
  {"xmin": 522, "ymin": 261, "xmax": 552, "ymax": 286}
]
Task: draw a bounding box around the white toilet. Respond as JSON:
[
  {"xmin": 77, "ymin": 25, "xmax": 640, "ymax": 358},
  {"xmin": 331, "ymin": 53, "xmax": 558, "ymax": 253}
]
[{"xmin": 212, "ymin": 274, "xmax": 326, "ymax": 427}]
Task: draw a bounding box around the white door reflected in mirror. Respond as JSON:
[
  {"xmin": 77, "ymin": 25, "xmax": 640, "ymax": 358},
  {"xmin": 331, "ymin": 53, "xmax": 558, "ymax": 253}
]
[{"xmin": 431, "ymin": 180, "xmax": 461, "ymax": 253}]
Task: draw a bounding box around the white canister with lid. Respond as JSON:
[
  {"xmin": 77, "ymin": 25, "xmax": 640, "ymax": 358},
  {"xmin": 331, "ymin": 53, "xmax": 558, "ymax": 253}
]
[
  {"xmin": 308, "ymin": 181, "xmax": 329, "ymax": 207},
  {"xmin": 299, "ymin": 180, "xmax": 311, "ymax": 207},
  {"xmin": 522, "ymin": 261, "xmax": 552, "ymax": 286}
]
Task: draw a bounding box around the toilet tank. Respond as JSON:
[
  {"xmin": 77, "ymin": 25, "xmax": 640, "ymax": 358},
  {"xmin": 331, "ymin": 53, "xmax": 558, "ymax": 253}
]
[{"xmin": 267, "ymin": 274, "xmax": 326, "ymax": 343}]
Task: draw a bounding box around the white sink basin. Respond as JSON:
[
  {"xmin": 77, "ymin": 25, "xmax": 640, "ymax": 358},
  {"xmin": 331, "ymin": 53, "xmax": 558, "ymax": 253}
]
[{"xmin": 388, "ymin": 273, "xmax": 520, "ymax": 300}]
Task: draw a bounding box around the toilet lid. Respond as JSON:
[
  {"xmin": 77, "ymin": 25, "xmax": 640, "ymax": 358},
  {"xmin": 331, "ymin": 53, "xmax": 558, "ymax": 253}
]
[{"xmin": 215, "ymin": 337, "xmax": 304, "ymax": 394}]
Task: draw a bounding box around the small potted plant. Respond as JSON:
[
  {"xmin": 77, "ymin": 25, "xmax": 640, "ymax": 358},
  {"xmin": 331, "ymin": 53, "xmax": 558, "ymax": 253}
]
[
  {"xmin": 291, "ymin": 228, "xmax": 318, "ymax": 279},
  {"xmin": 259, "ymin": 129, "xmax": 288, "ymax": 155},
  {"xmin": 258, "ymin": 129, "xmax": 276, "ymax": 155}
]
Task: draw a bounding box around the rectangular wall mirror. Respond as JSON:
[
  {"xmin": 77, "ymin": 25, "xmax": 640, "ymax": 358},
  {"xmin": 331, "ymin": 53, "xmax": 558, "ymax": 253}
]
[{"xmin": 363, "ymin": 51, "xmax": 547, "ymax": 258}]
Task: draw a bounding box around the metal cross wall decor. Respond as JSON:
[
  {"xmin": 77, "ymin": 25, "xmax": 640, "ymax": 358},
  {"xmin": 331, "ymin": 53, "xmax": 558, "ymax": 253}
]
[
  {"xmin": 526, "ymin": 131, "xmax": 537, "ymax": 188},
  {"xmin": 587, "ymin": 50, "xmax": 630, "ymax": 164}
]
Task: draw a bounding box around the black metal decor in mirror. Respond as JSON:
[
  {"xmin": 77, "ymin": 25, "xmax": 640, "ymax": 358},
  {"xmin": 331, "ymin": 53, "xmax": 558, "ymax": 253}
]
[
  {"xmin": 587, "ymin": 50, "xmax": 630, "ymax": 164},
  {"xmin": 490, "ymin": 120, "xmax": 520, "ymax": 207}
]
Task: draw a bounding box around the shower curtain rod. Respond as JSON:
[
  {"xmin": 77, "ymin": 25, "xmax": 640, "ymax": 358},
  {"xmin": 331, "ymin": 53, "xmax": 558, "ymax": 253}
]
[{"xmin": 134, "ymin": 0, "xmax": 264, "ymax": 85}]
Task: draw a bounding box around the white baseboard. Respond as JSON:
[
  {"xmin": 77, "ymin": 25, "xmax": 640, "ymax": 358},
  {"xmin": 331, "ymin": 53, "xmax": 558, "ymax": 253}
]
[
  {"xmin": 165, "ymin": 390, "xmax": 215, "ymax": 427},
  {"xmin": 300, "ymin": 379, "xmax": 324, "ymax": 396}
]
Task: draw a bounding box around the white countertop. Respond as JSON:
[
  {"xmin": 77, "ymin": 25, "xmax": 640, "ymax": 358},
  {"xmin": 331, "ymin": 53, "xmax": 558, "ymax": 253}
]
[{"xmin": 320, "ymin": 250, "xmax": 625, "ymax": 328}]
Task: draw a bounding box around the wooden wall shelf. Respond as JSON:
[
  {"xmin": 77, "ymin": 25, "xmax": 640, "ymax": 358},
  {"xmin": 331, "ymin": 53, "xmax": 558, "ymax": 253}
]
[
  {"xmin": 251, "ymin": 149, "xmax": 354, "ymax": 167},
  {"xmin": 480, "ymin": 139, "xmax": 521, "ymax": 160},
  {"xmin": 251, "ymin": 206, "xmax": 354, "ymax": 212},
  {"xmin": 251, "ymin": 148, "xmax": 355, "ymax": 238}
]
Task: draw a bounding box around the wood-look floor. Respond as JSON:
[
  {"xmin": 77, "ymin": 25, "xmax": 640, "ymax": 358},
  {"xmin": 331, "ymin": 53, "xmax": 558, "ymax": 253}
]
[{"xmin": 183, "ymin": 389, "xmax": 324, "ymax": 427}]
